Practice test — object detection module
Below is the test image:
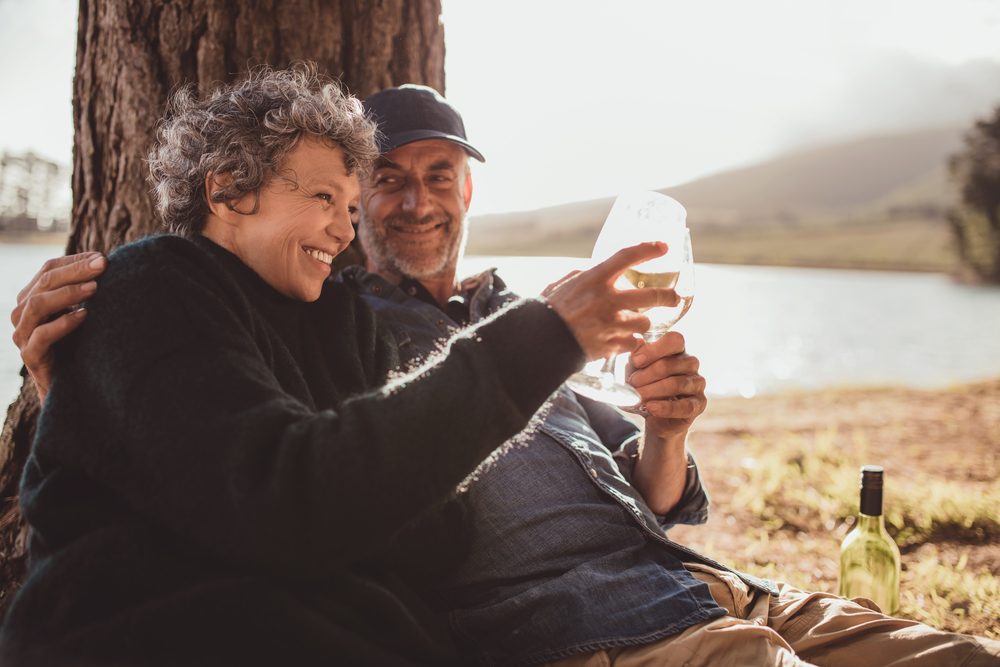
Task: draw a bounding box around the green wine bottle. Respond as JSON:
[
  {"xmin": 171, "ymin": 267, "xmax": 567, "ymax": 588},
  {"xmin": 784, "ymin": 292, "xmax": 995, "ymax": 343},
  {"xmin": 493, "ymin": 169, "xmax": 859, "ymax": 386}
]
[{"xmin": 838, "ymin": 465, "xmax": 901, "ymax": 614}]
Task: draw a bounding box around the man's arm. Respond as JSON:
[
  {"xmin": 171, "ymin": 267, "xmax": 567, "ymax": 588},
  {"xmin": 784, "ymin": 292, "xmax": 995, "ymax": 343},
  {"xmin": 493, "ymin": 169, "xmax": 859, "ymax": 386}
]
[
  {"xmin": 11, "ymin": 252, "xmax": 107, "ymax": 402},
  {"xmin": 625, "ymin": 331, "xmax": 708, "ymax": 515}
]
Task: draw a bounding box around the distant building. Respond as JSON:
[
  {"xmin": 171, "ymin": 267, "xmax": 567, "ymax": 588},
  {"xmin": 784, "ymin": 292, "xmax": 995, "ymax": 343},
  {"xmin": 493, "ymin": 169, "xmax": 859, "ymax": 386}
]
[{"xmin": 0, "ymin": 150, "xmax": 71, "ymax": 233}]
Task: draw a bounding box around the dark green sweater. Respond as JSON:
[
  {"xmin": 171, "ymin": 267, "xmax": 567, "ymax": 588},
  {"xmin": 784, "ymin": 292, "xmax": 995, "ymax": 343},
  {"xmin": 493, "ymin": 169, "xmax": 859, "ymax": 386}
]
[{"xmin": 1, "ymin": 234, "xmax": 583, "ymax": 666}]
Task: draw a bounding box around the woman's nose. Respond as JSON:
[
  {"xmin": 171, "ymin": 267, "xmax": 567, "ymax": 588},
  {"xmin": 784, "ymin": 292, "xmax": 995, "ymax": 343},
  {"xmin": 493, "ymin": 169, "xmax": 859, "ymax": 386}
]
[{"xmin": 327, "ymin": 208, "xmax": 356, "ymax": 245}]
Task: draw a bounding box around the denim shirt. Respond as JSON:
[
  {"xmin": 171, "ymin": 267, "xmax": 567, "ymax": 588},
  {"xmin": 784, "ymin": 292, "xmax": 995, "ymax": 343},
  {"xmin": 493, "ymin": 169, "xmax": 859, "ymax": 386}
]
[{"xmin": 340, "ymin": 267, "xmax": 776, "ymax": 666}]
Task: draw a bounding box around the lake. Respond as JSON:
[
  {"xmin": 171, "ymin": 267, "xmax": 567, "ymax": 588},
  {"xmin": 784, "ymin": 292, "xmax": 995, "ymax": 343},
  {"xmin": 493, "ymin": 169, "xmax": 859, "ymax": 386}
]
[{"xmin": 3, "ymin": 243, "xmax": 1000, "ymax": 407}]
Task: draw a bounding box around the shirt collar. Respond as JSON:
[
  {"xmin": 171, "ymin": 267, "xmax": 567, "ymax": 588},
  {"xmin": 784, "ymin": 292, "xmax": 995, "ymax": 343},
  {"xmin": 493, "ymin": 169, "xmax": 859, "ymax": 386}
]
[
  {"xmin": 397, "ymin": 276, "xmax": 474, "ymax": 325},
  {"xmin": 340, "ymin": 265, "xmax": 507, "ymax": 325}
]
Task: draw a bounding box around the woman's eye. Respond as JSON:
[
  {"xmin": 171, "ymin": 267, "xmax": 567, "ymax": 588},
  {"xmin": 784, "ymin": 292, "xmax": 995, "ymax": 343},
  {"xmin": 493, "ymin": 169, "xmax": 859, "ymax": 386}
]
[{"xmin": 316, "ymin": 193, "xmax": 332, "ymax": 203}]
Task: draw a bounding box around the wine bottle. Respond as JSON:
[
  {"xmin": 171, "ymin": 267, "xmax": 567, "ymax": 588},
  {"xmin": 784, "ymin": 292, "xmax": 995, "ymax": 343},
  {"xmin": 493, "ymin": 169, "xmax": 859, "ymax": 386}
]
[{"xmin": 838, "ymin": 465, "xmax": 901, "ymax": 614}]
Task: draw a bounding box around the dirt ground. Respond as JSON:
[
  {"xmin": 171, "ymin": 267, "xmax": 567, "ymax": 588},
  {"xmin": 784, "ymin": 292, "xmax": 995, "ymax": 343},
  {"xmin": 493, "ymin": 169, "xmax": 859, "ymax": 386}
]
[{"xmin": 669, "ymin": 377, "xmax": 1000, "ymax": 638}]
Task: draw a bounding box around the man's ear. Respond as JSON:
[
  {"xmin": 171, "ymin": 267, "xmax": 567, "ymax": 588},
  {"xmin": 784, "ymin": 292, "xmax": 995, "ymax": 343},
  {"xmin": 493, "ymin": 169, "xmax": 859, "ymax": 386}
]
[{"xmin": 463, "ymin": 166, "xmax": 474, "ymax": 211}]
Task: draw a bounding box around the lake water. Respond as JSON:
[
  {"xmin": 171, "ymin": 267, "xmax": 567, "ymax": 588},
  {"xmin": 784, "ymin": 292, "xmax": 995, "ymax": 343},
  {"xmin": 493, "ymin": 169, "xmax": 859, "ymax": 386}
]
[{"xmin": 2, "ymin": 244, "xmax": 1000, "ymax": 407}]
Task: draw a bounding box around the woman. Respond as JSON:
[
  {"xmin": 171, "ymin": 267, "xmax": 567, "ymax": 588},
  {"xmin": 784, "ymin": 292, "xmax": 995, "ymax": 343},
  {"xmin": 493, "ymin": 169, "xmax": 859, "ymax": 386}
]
[{"xmin": 0, "ymin": 66, "xmax": 666, "ymax": 666}]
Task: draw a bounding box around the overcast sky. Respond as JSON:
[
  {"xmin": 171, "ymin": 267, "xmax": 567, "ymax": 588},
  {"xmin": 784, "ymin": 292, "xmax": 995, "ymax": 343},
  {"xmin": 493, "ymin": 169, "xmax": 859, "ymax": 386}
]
[{"xmin": 1, "ymin": 0, "xmax": 998, "ymax": 215}]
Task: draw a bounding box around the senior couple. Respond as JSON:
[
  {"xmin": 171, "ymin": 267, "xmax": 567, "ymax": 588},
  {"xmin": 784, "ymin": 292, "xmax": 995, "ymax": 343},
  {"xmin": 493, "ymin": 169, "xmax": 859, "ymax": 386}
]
[{"xmin": 3, "ymin": 66, "xmax": 998, "ymax": 666}]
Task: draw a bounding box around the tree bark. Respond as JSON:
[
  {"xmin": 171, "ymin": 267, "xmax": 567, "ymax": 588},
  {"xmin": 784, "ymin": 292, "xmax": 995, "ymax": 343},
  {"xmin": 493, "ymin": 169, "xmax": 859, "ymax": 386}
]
[{"xmin": 0, "ymin": 0, "xmax": 445, "ymax": 619}]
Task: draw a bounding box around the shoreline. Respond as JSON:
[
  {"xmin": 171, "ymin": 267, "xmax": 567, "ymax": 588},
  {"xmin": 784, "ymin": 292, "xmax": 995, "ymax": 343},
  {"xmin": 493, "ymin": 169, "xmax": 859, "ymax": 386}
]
[
  {"xmin": 0, "ymin": 232, "xmax": 69, "ymax": 247},
  {"xmin": 0, "ymin": 236, "xmax": 972, "ymax": 276}
]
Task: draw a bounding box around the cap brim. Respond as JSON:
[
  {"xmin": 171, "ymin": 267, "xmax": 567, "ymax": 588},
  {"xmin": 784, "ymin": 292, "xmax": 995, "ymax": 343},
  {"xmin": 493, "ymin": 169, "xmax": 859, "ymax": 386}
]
[{"xmin": 379, "ymin": 130, "xmax": 485, "ymax": 162}]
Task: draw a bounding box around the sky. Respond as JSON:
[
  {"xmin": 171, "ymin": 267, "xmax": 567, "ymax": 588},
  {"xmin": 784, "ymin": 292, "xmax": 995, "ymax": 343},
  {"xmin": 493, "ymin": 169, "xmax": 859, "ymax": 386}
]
[{"xmin": 1, "ymin": 0, "xmax": 999, "ymax": 215}]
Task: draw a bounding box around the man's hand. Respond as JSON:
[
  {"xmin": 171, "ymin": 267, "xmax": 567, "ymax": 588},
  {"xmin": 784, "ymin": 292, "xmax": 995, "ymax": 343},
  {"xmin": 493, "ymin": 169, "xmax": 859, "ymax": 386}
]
[
  {"xmin": 11, "ymin": 253, "xmax": 107, "ymax": 402},
  {"xmin": 624, "ymin": 331, "xmax": 707, "ymax": 515},
  {"xmin": 627, "ymin": 331, "xmax": 707, "ymax": 438},
  {"xmin": 544, "ymin": 242, "xmax": 678, "ymax": 360}
]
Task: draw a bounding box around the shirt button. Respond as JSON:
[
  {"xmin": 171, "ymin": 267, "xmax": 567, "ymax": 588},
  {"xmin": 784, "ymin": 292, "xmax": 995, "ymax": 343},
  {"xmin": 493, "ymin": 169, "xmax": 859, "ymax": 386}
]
[
  {"xmin": 437, "ymin": 320, "xmax": 444, "ymax": 326},
  {"xmin": 589, "ymin": 467, "xmax": 598, "ymax": 479},
  {"xmin": 373, "ymin": 285, "xmax": 382, "ymax": 294},
  {"xmin": 407, "ymin": 287, "xmax": 417, "ymax": 296}
]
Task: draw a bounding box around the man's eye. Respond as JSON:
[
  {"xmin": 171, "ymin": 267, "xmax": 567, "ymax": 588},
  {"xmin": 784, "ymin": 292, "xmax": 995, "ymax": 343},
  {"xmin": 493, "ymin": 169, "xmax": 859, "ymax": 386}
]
[
  {"xmin": 316, "ymin": 193, "xmax": 333, "ymax": 203},
  {"xmin": 376, "ymin": 175, "xmax": 399, "ymax": 187}
]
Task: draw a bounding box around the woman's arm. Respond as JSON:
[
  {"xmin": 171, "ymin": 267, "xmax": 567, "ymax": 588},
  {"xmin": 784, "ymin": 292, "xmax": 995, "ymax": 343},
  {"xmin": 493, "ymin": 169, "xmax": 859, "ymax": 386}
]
[{"xmin": 40, "ymin": 239, "xmax": 582, "ymax": 579}]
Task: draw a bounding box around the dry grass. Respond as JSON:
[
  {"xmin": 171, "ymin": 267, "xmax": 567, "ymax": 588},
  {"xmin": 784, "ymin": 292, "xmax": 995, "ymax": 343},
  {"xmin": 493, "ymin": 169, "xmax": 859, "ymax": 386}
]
[{"xmin": 670, "ymin": 378, "xmax": 1000, "ymax": 639}]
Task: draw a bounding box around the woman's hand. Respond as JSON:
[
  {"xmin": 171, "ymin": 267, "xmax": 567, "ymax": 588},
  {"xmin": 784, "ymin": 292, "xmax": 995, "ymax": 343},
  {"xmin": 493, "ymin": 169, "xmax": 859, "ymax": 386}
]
[{"xmin": 544, "ymin": 242, "xmax": 678, "ymax": 360}]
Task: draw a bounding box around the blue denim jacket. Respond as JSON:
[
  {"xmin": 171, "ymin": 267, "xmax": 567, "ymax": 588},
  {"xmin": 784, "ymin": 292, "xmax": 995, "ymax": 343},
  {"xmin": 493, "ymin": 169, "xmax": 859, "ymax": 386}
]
[{"xmin": 340, "ymin": 267, "xmax": 775, "ymax": 666}]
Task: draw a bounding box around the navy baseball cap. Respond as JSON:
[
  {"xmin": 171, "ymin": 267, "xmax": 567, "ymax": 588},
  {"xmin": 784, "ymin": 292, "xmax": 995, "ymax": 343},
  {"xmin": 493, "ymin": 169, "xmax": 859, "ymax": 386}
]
[{"xmin": 363, "ymin": 84, "xmax": 485, "ymax": 162}]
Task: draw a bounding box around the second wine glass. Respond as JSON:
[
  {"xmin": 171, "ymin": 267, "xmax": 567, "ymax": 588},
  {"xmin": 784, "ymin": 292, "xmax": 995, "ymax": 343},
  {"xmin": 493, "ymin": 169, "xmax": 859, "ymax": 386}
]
[{"xmin": 565, "ymin": 191, "xmax": 695, "ymax": 406}]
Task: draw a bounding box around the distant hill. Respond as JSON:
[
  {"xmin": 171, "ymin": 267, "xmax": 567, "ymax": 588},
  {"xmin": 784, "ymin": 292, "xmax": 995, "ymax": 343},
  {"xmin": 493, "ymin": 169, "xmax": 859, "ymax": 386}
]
[{"xmin": 467, "ymin": 126, "xmax": 964, "ymax": 271}]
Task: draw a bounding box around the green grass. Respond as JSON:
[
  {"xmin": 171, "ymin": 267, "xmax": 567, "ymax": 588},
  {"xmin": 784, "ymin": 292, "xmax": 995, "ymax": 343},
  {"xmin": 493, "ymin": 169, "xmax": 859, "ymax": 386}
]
[
  {"xmin": 900, "ymin": 548, "xmax": 1000, "ymax": 636},
  {"xmin": 731, "ymin": 428, "xmax": 1000, "ymax": 547}
]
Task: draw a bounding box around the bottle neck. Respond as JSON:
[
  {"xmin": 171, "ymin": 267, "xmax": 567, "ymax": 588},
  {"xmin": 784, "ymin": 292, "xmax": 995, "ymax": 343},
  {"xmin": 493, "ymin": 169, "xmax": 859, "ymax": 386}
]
[
  {"xmin": 860, "ymin": 484, "xmax": 883, "ymax": 517},
  {"xmin": 857, "ymin": 513, "xmax": 885, "ymax": 532}
]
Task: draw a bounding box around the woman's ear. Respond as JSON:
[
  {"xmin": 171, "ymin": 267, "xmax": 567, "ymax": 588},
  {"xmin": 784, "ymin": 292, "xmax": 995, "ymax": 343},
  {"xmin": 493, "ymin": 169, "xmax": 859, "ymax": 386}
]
[
  {"xmin": 205, "ymin": 173, "xmax": 261, "ymax": 225},
  {"xmin": 205, "ymin": 172, "xmax": 238, "ymax": 221}
]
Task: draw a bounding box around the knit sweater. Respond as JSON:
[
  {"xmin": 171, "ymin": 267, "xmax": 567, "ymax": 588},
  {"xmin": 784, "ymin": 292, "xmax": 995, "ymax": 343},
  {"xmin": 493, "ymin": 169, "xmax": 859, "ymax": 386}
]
[{"xmin": 0, "ymin": 234, "xmax": 583, "ymax": 666}]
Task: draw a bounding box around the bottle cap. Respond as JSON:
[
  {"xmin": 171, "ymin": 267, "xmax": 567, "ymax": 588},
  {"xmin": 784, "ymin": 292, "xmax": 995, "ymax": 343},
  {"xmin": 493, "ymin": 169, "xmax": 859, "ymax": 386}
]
[
  {"xmin": 860, "ymin": 465, "xmax": 884, "ymax": 489},
  {"xmin": 859, "ymin": 465, "xmax": 884, "ymax": 516}
]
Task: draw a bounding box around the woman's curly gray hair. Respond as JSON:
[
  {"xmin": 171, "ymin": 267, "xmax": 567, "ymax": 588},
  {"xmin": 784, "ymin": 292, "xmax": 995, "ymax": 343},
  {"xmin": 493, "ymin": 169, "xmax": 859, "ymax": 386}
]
[{"xmin": 148, "ymin": 64, "xmax": 379, "ymax": 234}]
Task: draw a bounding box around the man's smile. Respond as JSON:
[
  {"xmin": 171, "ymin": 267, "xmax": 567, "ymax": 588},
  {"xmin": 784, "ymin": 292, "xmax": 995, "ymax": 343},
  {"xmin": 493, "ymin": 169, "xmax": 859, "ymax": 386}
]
[{"xmin": 387, "ymin": 220, "xmax": 447, "ymax": 235}]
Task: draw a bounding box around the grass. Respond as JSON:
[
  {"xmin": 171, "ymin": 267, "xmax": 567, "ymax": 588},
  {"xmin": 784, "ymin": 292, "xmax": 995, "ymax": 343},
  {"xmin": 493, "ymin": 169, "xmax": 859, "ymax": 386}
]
[
  {"xmin": 731, "ymin": 428, "xmax": 1000, "ymax": 548},
  {"xmin": 669, "ymin": 378, "xmax": 1000, "ymax": 639},
  {"xmin": 691, "ymin": 217, "xmax": 957, "ymax": 272}
]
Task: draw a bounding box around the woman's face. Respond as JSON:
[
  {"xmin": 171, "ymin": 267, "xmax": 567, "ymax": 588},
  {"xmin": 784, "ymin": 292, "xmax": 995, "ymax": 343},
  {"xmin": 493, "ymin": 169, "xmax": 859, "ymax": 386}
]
[{"xmin": 213, "ymin": 136, "xmax": 360, "ymax": 301}]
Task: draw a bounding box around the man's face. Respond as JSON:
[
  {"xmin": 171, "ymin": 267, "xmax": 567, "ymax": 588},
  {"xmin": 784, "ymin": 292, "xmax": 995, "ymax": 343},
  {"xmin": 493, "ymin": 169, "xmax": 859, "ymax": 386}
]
[{"xmin": 358, "ymin": 139, "xmax": 471, "ymax": 281}]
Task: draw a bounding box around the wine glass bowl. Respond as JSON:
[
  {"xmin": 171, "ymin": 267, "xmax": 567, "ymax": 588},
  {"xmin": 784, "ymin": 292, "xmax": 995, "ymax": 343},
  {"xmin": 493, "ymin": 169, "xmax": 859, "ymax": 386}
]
[
  {"xmin": 565, "ymin": 191, "xmax": 695, "ymax": 406},
  {"xmin": 618, "ymin": 227, "xmax": 695, "ymax": 341}
]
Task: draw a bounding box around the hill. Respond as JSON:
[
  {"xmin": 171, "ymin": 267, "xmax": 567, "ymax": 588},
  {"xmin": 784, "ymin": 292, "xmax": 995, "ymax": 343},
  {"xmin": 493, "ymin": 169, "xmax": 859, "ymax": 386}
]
[{"xmin": 467, "ymin": 127, "xmax": 964, "ymax": 271}]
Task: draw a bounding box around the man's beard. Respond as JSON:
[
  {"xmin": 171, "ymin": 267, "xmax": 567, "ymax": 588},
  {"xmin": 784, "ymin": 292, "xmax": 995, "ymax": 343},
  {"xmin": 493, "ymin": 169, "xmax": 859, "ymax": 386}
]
[{"xmin": 358, "ymin": 210, "xmax": 468, "ymax": 281}]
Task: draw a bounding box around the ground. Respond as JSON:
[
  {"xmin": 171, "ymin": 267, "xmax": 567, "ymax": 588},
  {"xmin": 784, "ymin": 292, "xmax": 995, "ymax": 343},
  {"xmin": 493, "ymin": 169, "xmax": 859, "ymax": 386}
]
[{"xmin": 670, "ymin": 377, "xmax": 1000, "ymax": 638}]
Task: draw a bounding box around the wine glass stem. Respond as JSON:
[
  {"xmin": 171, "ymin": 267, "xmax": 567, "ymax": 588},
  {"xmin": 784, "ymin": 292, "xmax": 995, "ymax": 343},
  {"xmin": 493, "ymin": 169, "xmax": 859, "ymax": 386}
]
[{"xmin": 600, "ymin": 356, "xmax": 618, "ymax": 388}]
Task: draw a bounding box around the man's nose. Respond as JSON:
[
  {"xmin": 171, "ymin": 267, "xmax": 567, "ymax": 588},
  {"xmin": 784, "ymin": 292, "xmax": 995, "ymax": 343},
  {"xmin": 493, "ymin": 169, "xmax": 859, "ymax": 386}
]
[{"xmin": 401, "ymin": 181, "xmax": 434, "ymax": 217}]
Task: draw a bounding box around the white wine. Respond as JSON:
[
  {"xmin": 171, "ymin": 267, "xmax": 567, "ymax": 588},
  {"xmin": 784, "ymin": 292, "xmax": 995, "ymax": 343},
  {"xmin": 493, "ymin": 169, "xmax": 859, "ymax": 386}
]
[
  {"xmin": 838, "ymin": 465, "xmax": 900, "ymax": 614},
  {"xmin": 621, "ymin": 269, "xmax": 693, "ymax": 337},
  {"xmin": 623, "ymin": 269, "xmax": 679, "ymax": 289}
]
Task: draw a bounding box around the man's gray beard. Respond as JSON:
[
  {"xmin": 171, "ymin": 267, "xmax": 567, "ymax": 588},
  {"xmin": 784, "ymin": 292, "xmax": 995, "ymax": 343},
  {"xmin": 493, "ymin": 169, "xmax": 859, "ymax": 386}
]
[{"xmin": 358, "ymin": 211, "xmax": 468, "ymax": 281}]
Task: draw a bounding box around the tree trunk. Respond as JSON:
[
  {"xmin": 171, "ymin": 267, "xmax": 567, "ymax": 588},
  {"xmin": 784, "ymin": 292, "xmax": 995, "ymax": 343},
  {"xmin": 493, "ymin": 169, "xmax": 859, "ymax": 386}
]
[{"xmin": 0, "ymin": 0, "xmax": 445, "ymax": 619}]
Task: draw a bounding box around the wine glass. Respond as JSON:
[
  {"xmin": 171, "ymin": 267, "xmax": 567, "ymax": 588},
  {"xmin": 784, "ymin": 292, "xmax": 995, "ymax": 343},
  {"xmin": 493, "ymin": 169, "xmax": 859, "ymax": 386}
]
[{"xmin": 565, "ymin": 191, "xmax": 695, "ymax": 406}]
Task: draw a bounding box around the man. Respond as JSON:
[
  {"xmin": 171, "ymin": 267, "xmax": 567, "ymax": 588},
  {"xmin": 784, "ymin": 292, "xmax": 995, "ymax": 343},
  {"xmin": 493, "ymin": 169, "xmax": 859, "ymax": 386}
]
[{"xmin": 12, "ymin": 85, "xmax": 1000, "ymax": 666}]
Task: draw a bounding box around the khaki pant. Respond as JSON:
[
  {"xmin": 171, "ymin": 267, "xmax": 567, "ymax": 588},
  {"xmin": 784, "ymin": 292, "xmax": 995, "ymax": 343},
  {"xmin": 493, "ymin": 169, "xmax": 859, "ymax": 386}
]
[{"xmin": 545, "ymin": 563, "xmax": 1000, "ymax": 667}]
